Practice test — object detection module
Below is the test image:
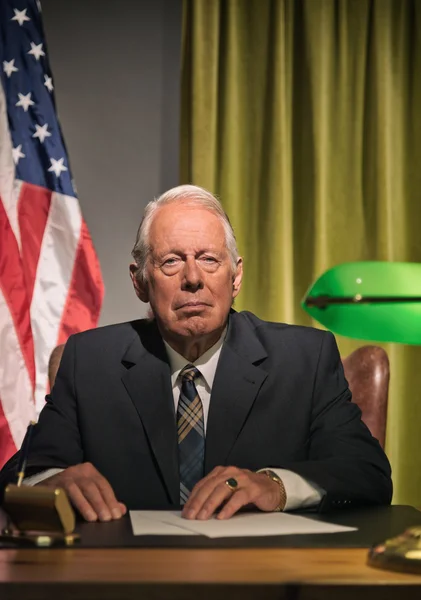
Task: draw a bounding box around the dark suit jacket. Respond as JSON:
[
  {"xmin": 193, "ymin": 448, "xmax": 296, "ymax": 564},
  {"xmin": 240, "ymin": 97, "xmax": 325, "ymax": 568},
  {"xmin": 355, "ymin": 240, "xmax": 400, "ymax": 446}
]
[{"xmin": 0, "ymin": 311, "xmax": 392, "ymax": 511}]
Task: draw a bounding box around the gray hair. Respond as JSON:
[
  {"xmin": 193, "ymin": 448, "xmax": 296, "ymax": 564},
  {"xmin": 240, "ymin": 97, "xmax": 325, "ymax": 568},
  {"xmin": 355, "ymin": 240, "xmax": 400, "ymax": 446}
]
[{"xmin": 131, "ymin": 184, "xmax": 239, "ymax": 282}]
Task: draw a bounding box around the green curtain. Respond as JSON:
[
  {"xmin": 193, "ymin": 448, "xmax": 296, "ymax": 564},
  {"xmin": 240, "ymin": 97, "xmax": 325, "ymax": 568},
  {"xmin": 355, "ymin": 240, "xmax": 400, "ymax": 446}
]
[{"xmin": 181, "ymin": 0, "xmax": 421, "ymax": 506}]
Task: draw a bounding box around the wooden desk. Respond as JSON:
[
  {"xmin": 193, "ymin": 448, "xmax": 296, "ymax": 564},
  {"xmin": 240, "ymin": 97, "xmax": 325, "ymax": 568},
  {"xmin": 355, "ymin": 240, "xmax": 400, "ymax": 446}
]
[
  {"xmin": 1, "ymin": 506, "xmax": 421, "ymax": 599},
  {"xmin": 0, "ymin": 546, "xmax": 421, "ymax": 600}
]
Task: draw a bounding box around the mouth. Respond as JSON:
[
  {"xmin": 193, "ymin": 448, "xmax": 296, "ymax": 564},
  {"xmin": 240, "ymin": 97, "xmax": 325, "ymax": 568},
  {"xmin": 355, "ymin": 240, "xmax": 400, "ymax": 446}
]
[{"xmin": 176, "ymin": 302, "xmax": 211, "ymax": 311}]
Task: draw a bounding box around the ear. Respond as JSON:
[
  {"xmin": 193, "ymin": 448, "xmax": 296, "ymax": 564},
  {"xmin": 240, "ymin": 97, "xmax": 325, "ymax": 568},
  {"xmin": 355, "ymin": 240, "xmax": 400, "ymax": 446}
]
[
  {"xmin": 129, "ymin": 263, "xmax": 149, "ymax": 303},
  {"xmin": 232, "ymin": 257, "xmax": 243, "ymax": 299}
]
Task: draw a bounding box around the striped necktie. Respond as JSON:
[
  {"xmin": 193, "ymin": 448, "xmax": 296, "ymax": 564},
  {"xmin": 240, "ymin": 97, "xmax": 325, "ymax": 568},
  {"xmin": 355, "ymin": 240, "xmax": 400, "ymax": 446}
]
[{"xmin": 177, "ymin": 364, "xmax": 205, "ymax": 505}]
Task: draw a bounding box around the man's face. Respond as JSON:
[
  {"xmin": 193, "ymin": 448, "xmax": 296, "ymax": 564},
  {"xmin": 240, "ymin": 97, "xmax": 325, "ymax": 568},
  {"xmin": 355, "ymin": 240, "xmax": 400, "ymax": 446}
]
[{"xmin": 130, "ymin": 202, "xmax": 243, "ymax": 343}]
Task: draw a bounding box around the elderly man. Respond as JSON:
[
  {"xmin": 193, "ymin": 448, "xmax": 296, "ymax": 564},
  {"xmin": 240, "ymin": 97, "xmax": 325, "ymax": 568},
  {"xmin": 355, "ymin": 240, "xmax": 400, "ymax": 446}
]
[{"xmin": 0, "ymin": 185, "xmax": 392, "ymax": 522}]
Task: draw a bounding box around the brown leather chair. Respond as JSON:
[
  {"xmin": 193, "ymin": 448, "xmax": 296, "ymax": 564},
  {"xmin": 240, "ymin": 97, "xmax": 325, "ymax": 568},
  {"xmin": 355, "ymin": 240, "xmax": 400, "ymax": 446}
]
[
  {"xmin": 48, "ymin": 343, "xmax": 65, "ymax": 388},
  {"xmin": 342, "ymin": 346, "xmax": 389, "ymax": 449}
]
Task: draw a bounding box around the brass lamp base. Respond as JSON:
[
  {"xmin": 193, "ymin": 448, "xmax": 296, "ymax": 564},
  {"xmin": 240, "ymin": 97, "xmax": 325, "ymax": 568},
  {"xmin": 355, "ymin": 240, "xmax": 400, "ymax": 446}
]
[
  {"xmin": 368, "ymin": 527, "xmax": 421, "ymax": 574},
  {"xmin": 0, "ymin": 484, "xmax": 79, "ymax": 547},
  {"xmin": 0, "ymin": 530, "xmax": 79, "ymax": 547}
]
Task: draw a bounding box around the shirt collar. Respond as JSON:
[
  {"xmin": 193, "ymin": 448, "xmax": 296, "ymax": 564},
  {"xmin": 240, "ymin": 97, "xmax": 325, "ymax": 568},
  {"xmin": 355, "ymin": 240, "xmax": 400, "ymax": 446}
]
[{"xmin": 164, "ymin": 328, "xmax": 227, "ymax": 390}]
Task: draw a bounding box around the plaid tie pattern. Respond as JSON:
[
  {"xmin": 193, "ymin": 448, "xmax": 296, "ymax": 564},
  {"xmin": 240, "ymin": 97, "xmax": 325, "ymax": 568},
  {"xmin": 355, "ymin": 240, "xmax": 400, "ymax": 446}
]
[{"xmin": 177, "ymin": 365, "xmax": 205, "ymax": 505}]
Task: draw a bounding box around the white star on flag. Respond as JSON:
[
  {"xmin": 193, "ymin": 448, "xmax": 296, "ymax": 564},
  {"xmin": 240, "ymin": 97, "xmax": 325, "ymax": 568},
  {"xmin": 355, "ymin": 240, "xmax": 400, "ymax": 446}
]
[
  {"xmin": 16, "ymin": 92, "xmax": 35, "ymax": 112},
  {"xmin": 33, "ymin": 123, "xmax": 52, "ymax": 143},
  {"xmin": 44, "ymin": 74, "xmax": 53, "ymax": 92},
  {"xmin": 12, "ymin": 144, "xmax": 25, "ymax": 165},
  {"xmin": 3, "ymin": 59, "xmax": 18, "ymax": 77},
  {"xmin": 48, "ymin": 157, "xmax": 68, "ymax": 177},
  {"xmin": 11, "ymin": 8, "xmax": 30, "ymax": 26},
  {"xmin": 28, "ymin": 42, "xmax": 45, "ymax": 61}
]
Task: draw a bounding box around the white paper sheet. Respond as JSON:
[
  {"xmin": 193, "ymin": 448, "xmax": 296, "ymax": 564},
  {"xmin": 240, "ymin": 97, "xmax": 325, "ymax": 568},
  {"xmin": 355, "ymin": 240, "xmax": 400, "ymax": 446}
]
[
  {"xmin": 129, "ymin": 510, "xmax": 357, "ymax": 538},
  {"xmin": 129, "ymin": 511, "xmax": 198, "ymax": 536}
]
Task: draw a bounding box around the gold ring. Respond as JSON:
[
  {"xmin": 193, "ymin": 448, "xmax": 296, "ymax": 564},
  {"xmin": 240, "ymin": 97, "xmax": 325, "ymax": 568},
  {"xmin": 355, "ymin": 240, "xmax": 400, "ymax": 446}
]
[{"xmin": 225, "ymin": 477, "xmax": 238, "ymax": 492}]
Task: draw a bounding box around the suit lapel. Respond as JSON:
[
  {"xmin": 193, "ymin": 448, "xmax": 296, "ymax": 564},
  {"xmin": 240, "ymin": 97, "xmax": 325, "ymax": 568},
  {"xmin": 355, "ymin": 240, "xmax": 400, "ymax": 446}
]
[
  {"xmin": 121, "ymin": 324, "xmax": 179, "ymax": 505},
  {"xmin": 205, "ymin": 313, "xmax": 268, "ymax": 472}
]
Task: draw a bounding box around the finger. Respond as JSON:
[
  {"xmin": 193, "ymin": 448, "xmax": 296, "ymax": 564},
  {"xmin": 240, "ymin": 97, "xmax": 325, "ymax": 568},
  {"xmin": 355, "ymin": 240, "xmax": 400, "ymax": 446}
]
[
  {"xmin": 119, "ymin": 502, "xmax": 127, "ymax": 515},
  {"xmin": 94, "ymin": 473, "xmax": 124, "ymax": 519},
  {"xmin": 192, "ymin": 465, "xmax": 226, "ymax": 491},
  {"xmin": 216, "ymin": 489, "xmax": 250, "ymax": 520},
  {"xmin": 194, "ymin": 482, "xmax": 236, "ymax": 520},
  {"xmin": 182, "ymin": 476, "xmax": 223, "ymax": 517},
  {"xmin": 185, "ymin": 465, "xmax": 243, "ymax": 504},
  {"xmin": 183, "ymin": 474, "xmax": 240, "ymax": 519},
  {"xmin": 78, "ymin": 480, "xmax": 113, "ymax": 521},
  {"xmin": 65, "ymin": 481, "xmax": 98, "ymax": 522},
  {"xmin": 185, "ymin": 467, "xmax": 225, "ymax": 500},
  {"xmin": 182, "ymin": 468, "xmax": 226, "ymax": 513}
]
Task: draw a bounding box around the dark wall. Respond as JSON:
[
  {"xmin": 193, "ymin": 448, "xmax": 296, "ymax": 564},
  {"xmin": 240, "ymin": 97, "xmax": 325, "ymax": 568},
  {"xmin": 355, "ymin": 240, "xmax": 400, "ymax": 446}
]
[{"xmin": 41, "ymin": 0, "xmax": 182, "ymax": 324}]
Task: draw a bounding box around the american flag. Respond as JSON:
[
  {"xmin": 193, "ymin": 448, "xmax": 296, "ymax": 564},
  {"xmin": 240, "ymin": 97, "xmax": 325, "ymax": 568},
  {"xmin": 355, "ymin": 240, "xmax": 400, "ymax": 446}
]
[{"xmin": 0, "ymin": 0, "xmax": 104, "ymax": 466}]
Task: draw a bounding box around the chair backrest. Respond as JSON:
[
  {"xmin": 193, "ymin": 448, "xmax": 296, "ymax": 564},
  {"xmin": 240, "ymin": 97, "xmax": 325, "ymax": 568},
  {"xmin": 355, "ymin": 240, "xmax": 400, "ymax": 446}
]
[
  {"xmin": 342, "ymin": 345, "xmax": 389, "ymax": 449},
  {"xmin": 48, "ymin": 344, "xmax": 65, "ymax": 388}
]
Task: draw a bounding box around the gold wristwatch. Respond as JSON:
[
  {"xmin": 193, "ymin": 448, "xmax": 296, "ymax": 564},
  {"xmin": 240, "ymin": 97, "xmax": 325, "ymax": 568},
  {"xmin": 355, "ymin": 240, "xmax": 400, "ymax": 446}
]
[{"xmin": 259, "ymin": 469, "xmax": 287, "ymax": 512}]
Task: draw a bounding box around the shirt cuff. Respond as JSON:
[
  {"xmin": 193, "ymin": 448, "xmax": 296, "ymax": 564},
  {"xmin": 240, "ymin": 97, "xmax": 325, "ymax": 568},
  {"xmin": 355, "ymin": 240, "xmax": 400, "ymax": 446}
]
[
  {"xmin": 23, "ymin": 468, "xmax": 64, "ymax": 486},
  {"xmin": 259, "ymin": 468, "xmax": 324, "ymax": 511}
]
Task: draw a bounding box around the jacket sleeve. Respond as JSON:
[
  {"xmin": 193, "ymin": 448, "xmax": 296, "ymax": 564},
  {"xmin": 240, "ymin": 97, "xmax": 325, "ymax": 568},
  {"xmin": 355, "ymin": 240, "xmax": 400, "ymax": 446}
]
[
  {"xmin": 281, "ymin": 331, "xmax": 393, "ymax": 511},
  {"xmin": 0, "ymin": 335, "xmax": 83, "ymax": 495}
]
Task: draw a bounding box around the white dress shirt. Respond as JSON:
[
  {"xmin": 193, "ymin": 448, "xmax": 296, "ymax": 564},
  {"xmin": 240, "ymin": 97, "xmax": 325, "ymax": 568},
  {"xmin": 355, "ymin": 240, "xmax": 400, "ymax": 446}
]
[{"xmin": 26, "ymin": 333, "xmax": 323, "ymax": 510}]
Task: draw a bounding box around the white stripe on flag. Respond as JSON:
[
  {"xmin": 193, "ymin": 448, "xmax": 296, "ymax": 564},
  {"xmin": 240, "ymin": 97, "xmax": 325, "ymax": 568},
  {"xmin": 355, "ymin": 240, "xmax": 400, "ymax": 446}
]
[
  {"xmin": 0, "ymin": 287, "xmax": 35, "ymax": 447},
  {"xmin": 0, "ymin": 81, "xmax": 22, "ymax": 250},
  {"xmin": 30, "ymin": 191, "xmax": 82, "ymax": 412}
]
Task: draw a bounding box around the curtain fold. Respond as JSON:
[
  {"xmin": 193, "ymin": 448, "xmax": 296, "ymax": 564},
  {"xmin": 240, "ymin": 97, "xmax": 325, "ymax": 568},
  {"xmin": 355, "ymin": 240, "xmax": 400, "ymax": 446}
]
[{"xmin": 181, "ymin": 0, "xmax": 421, "ymax": 505}]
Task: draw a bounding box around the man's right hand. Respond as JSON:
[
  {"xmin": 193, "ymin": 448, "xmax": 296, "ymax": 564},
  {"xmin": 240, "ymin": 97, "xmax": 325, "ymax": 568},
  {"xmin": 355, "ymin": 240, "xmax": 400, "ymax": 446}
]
[{"xmin": 37, "ymin": 462, "xmax": 127, "ymax": 522}]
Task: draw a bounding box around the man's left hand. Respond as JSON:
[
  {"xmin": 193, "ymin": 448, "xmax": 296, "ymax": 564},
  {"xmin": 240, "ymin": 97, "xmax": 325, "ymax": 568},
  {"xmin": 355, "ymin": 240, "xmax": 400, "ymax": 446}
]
[{"xmin": 182, "ymin": 466, "xmax": 281, "ymax": 520}]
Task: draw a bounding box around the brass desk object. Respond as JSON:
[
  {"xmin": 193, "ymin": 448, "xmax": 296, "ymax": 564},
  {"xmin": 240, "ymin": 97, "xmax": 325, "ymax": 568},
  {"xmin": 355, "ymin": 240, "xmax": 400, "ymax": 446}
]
[
  {"xmin": 1, "ymin": 484, "xmax": 79, "ymax": 547},
  {"xmin": 368, "ymin": 527, "xmax": 421, "ymax": 574}
]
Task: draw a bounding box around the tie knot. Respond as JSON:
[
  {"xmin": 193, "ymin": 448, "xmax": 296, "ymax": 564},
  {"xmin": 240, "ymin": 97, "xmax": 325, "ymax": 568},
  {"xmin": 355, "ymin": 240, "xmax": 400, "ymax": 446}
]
[{"xmin": 180, "ymin": 364, "xmax": 200, "ymax": 382}]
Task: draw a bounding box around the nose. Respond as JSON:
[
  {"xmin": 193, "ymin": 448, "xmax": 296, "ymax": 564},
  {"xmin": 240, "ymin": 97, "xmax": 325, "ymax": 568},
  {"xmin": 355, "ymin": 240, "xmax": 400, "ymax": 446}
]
[{"xmin": 182, "ymin": 257, "xmax": 204, "ymax": 291}]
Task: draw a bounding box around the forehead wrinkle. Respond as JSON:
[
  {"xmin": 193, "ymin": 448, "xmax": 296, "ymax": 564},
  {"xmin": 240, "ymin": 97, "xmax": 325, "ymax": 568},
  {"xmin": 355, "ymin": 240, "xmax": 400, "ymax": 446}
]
[
  {"xmin": 152, "ymin": 244, "xmax": 227, "ymax": 260},
  {"xmin": 151, "ymin": 234, "xmax": 226, "ymax": 257},
  {"xmin": 148, "ymin": 205, "xmax": 229, "ymax": 260}
]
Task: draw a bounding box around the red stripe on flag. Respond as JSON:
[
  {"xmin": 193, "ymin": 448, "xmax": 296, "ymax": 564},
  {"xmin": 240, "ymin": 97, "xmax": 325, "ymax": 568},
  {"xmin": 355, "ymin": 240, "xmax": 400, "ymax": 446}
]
[
  {"xmin": 57, "ymin": 219, "xmax": 104, "ymax": 344},
  {"xmin": 0, "ymin": 396, "xmax": 17, "ymax": 467},
  {"xmin": 0, "ymin": 198, "xmax": 35, "ymax": 390},
  {"xmin": 18, "ymin": 182, "xmax": 52, "ymax": 304}
]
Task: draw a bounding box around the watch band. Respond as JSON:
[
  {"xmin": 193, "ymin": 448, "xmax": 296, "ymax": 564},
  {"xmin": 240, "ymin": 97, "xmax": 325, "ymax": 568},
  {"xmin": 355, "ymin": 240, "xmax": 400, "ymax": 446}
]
[{"xmin": 259, "ymin": 469, "xmax": 287, "ymax": 512}]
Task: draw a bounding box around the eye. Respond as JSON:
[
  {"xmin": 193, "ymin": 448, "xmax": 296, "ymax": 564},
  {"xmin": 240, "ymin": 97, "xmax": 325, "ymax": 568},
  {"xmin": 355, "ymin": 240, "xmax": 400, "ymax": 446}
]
[
  {"xmin": 199, "ymin": 255, "xmax": 220, "ymax": 270},
  {"xmin": 163, "ymin": 257, "xmax": 179, "ymax": 266},
  {"xmin": 160, "ymin": 257, "xmax": 182, "ymax": 273}
]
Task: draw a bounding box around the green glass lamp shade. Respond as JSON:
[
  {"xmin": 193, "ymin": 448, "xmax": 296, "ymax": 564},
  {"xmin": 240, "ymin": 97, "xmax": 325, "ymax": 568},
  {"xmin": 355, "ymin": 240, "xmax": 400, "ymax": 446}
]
[{"xmin": 302, "ymin": 261, "xmax": 421, "ymax": 344}]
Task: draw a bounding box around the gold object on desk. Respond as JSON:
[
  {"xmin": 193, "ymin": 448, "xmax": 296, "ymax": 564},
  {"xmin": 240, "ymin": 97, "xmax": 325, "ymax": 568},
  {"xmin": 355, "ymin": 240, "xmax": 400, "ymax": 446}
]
[
  {"xmin": 1, "ymin": 484, "xmax": 79, "ymax": 547},
  {"xmin": 368, "ymin": 526, "xmax": 421, "ymax": 574}
]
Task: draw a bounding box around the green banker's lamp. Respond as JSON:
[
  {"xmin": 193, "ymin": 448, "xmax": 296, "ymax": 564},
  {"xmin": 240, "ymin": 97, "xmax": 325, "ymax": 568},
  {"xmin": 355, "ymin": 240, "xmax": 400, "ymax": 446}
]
[
  {"xmin": 302, "ymin": 261, "xmax": 421, "ymax": 345},
  {"xmin": 302, "ymin": 261, "xmax": 421, "ymax": 573}
]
